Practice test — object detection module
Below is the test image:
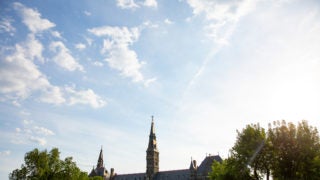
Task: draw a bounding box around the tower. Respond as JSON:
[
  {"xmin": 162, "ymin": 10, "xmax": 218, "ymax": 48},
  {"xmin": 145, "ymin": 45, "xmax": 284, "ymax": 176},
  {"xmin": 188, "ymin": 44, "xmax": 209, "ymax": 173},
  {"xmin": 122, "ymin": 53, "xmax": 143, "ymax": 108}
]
[
  {"xmin": 89, "ymin": 147, "xmax": 108, "ymax": 178},
  {"xmin": 146, "ymin": 116, "xmax": 159, "ymax": 179}
]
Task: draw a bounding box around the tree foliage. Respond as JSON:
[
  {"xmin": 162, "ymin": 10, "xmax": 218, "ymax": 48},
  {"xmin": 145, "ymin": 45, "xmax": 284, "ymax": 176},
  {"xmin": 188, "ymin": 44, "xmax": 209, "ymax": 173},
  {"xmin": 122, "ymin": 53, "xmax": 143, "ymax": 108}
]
[
  {"xmin": 9, "ymin": 148, "xmax": 89, "ymax": 180},
  {"xmin": 232, "ymin": 124, "xmax": 267, "ymax": 179},
  {"xmin": 210, "ymin": 120, "xmax": 320, "ymax": 180},
  {"xmin": 268, "ymin": 120, "xmax": 320, "ymax": 179},
  {"xmin": 210, "ymin": 157, "xmax": 253, "ymax": 180}
]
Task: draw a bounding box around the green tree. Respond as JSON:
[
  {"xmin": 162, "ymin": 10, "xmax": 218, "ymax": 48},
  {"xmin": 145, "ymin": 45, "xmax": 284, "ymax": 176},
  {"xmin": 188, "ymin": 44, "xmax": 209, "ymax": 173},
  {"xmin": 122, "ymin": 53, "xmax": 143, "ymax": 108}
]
[
  {"xmin": 89, "ymin": 176, "xmax": 104, "ymax": 180},
  {"xmin": 231, "ymin": 124, "xmax": 269, "ymax": 180},
  {"xmin": 268, "ymin": 120, "xmax": 320, "ymax": 179},
  {"xmin": 9, "ymin": 148, "xmax": 89, "ymax": 180},
  {"xmin": 211, "ymin": 120, "xmax": 320, "ymax": 180},
  {"xmin": 210, "ymin": 156, "xmax": 252, "ymax": 180}
]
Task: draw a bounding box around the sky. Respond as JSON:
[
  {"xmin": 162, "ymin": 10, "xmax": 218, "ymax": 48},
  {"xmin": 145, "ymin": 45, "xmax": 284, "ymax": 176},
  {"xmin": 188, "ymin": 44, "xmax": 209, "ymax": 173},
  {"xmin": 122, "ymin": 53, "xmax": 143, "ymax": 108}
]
[{"xmin": 0, "ymin": 0, "xmax": 320, "ymax": 179}]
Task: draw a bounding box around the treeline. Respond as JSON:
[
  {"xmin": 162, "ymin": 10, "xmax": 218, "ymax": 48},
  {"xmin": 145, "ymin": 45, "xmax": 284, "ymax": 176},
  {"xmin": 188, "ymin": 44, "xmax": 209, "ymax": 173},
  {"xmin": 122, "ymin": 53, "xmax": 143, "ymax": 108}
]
[
  {"xmin": 210, "ymin": 120, "xmax": 320, "ymax": 180},
  {"xmin": 9, "ymin": 148, "xmax": 103, "ymax": 180}
]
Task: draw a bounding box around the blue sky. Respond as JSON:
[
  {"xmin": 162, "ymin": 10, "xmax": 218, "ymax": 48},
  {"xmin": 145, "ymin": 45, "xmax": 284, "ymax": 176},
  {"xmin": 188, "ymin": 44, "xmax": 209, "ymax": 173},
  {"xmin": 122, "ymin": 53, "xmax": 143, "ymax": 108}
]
[{"xmin": 1, "ymin": 0, "xmax": 320, "ymax": 179}]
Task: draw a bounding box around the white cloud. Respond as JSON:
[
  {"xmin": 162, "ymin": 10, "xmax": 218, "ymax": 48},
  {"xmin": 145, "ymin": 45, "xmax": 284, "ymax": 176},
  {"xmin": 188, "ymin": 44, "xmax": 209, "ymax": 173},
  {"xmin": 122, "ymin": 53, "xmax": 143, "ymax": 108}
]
[
  {"xmin": 177, "ymin": 1, "xmax": 320, "ymax": 159},
  {"xmin": 186, "ymin": 0, "xmax": 256, "ymax": 45},
  {"xmin": 51, "ymin": 31, "xmax": 62, "ymax": 38},
  {"xmin": 0, "ymin": 37, "xmax": 51, "ymax": 99},
  {"xmin": 13, "ymin": 2, "xmax": 55, "ymax": 33},
  {"xmin": 49, "ymin": 41, "xmax": 84, "ymax": 72},
  {"xmin": 142, "ymin": 0, "xmax": 157, "ymax": 7},
  {"xmin": 84, "ymin": 10, "xmax": 92, "ymax": 16},
  {"xmin": 89, "ymin": 26, "xmax": 139, "ymax": 40},
  {"xmin": 75, "ymin": 43, "xmax": 86, "ymax": 50},
  {"xmin": 12, "ymin": 122, "xmax": 54, "ymax": 146},
  {"xmin": 34, "ymin": 126, "xmax": 55, "ymax": 136},
  {"xmin": 0, "ymin": 35, "xmax": 64, "ymax": 105},
  {"xmin": 66, "ymin": 86, "xmax": 106, "ymax": 108},
  {"xmin": 116, "ymin": 0, "xmax": 157, "ymax": 9},
  {"xmin": 0, "ymin": 34, "xmax": 106, "ymax": 108},
  {"xmin": 117, "ymin": 0, "xmax": 139, "ymax": 9},
  {"xmin": 23, "ymin": 119, "xmax": 32, "ymax": 125},
  {"xmin": 92, "ymin": 61, "xmax": 104, "ymax": 67},
  {"xmin": 0, "ymin": 150, "xmax": 11, "ymax": 156},
  {"xmin": 85, "ymin": 37, "xmax": 93, "ymax": 46},
  {"xmin": 142, "ymin": 21, "xmax": 159, "ymax": 28},
  {"xmin": 89, "ymin": 26, "xmax": 144, "ymax": 82},
  {"xmin": 15, "ymin": 128, "xmax": 21, "ymax": 133},
  {"xmin": 12, "ymin": 100, "xmax": 21, "ymax": 107},
  {"xmin": 0, "ymin": 17, "xmax": 16, "ymax": 35},
  {"xmin": 29, "ymin": 136, "xmax": 46, "ymax": 146},
  {"xmin": 144, "ymin": 77, "xmax": 157, "ymax": 87},
  {"xmin": 24, "ymin": 34, "xmax": 44, "ymax": 63},
  {"xmin": 105, "ymin": 46, "xmax": 144, "ymax": 82},
  {"xmin": 164, "ymin": 18, "xmax": 174, "ymax": 25},
  {"xmin": 185, "ymin": 0, "xmax": 257, "ymax": 91},
  {"xmin": 39, "ymin": 86, "xmax": 66, "ymax": 104}
]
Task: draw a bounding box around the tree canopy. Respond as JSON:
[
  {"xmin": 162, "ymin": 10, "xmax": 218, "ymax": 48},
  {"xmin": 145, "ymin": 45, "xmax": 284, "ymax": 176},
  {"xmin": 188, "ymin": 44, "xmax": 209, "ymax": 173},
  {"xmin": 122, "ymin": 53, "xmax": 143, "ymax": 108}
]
[
  {"xmin": 9, "ymin": 148, "xmax": 98, "ymax": 180},
  {"xmin": 210, "ymin": 120, "xmax": 320, "ymax": 180}
]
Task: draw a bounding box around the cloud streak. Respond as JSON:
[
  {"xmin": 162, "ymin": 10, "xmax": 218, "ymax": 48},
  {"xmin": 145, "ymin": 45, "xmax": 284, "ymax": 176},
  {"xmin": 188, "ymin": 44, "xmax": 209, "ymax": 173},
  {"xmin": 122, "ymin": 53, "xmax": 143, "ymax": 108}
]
[
  {"xmin": 0, "ymin": 17, "xmax": 16, "ymax": 35},
  {"xmin": 184, "ymin": 0, "xmax": 258, "ymax": 94}
]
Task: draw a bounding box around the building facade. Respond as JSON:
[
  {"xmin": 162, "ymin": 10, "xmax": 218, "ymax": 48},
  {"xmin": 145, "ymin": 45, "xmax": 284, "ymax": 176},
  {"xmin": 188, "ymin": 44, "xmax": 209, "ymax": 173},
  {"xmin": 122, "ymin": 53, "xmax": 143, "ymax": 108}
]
[{"xmin": 89, "ymin": 117, "xmax": 222, "ymax": 180}]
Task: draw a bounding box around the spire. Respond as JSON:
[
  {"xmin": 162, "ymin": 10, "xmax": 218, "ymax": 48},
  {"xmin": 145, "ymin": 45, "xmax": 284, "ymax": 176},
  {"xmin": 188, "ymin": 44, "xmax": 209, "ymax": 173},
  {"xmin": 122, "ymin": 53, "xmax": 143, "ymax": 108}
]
[
  {"xmin": 148, "ymin": 116, "xmax": 157, "ymax": 151},
  {"xmin": 150, "ymin": 116, "xmax": 155, "ymax": 135},
  {"xmin": 146, "ymin": 116, "xmax": 159, "ymax": 178},
  {"xmin": 97, "ymin": 146, "xmax": 103, "ymax": 168}
]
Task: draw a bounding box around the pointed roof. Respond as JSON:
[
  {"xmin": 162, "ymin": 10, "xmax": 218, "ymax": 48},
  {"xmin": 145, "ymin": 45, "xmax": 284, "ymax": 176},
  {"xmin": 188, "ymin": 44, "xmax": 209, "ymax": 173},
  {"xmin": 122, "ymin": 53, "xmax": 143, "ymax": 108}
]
[
  {"xmin": 197, "ymin": 155, "xmax": 222, "ymax": 175},
  {"xmin": 150, "ymin": 116, "xmax": 155, "ymax": 135},
  {"xmin": 89, "ymin": 166, "xmax": 97, "ymax": 177},
  {"xmin": 97, "ymin": 146, "xmax": 104, "ymax": 168},
  {"xmin": 147, "ymin": 116, "xmax": 158, "ymax": 151}
]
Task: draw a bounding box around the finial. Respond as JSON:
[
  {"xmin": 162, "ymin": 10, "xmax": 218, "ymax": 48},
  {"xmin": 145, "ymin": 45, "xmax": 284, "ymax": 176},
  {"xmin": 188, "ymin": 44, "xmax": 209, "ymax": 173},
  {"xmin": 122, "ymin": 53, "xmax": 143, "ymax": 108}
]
[{"xmin": 151, "ymin": 115, "xmax": 154, "ymax": 122}]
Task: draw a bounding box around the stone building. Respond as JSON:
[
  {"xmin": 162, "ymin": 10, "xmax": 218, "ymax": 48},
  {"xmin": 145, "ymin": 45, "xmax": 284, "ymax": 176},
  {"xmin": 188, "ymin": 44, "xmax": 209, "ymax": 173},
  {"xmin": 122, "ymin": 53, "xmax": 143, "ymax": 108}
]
[{"xmin": 89, "ymin": 117, "xmax": 222, "ymax": 180}]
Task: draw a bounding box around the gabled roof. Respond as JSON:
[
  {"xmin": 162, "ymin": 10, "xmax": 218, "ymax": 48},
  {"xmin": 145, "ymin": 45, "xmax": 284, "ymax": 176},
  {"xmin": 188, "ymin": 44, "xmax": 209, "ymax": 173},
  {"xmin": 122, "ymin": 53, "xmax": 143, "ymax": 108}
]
[{"xmin": 197, "ymin": 155, "xmax": 223, "ymax": 176}]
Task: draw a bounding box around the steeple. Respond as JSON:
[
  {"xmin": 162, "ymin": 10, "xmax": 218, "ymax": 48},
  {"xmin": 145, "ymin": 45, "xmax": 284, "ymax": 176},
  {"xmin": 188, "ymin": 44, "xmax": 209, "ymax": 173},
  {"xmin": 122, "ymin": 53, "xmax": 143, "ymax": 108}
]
[
  {"xmin": 147, "ymin": 116, "xmax": 157, "ymax": 151},
  {"xmin": 97, "ymin": 146, "xmax": 104, "ymax": 168},
  {"xmin": 146, "ymin": 116, "xmax": 159, "ymax": 179}
]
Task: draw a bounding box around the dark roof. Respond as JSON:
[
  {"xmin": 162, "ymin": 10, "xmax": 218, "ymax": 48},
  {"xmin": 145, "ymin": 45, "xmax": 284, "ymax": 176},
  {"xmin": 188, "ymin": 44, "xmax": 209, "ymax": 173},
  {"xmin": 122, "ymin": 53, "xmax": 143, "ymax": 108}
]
[
  {"xmin": 89, "ymin": 168, "xmax": 97, "ymax": 177},
  {"xmin": 113, "ymin": 172, "xmax": 145, "ymax": 180},
  {"xmin": 112, "ymin": 155, "xmax": 223, "ymax": 180},
  {"xmin": 114, "ymin": 169, "xmax": 190, "ymax": 180},
  {"xmin": 155, "ymin": 169, "xmax": 190, "ymax": 180},
  {"xmin": 197, "ymin": 155, "xmax": 223, "ymax": 176}
]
